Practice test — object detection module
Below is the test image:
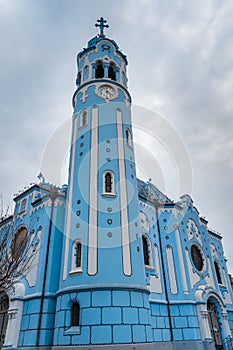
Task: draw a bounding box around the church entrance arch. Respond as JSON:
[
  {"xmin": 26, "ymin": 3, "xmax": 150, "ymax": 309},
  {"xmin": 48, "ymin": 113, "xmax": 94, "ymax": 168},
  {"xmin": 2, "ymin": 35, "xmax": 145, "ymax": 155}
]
[
  {"xmin": 207, "ymin": 298, "xmax": 223, "ymax": 350},
  {"xmin": 0, "ymin": 292, "xmax": 9, "ymax": 349}
]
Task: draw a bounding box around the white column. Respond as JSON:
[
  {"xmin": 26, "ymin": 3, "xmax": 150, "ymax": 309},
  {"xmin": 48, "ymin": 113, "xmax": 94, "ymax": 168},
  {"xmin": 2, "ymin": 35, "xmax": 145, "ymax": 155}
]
[
  {"xmin": 174, "ymin": 225, "xmax": 189, "ymax": 294},
  {"xmin": 88, "ymin": 106, "xmax": 99, "ymax": 275},
  {"xmin": 166, "ymin": 245, "xmax": 178, "ymax": 294},
  {"xmin": 63, "ymin": 116, "xmax": 78, "ymax": 280},
  {"xmin": 222, "ymin": 312, "xmax": 232, "ymax": 337},
  {"xmin": 116, "ymin": 108, "xmax": 131, "ymax": 276},
  {"xmin": 196, "ymin": 304, "xmax": 212, "ymax": 340},
  {"xmin": 4, "ymin": 284, "xmax": 25, "ymax": 348}
]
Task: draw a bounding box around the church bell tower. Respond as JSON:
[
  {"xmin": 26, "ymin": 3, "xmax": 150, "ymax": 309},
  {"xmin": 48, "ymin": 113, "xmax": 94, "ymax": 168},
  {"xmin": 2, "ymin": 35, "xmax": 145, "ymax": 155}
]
[{"xmin": 56, "ymin": 18, "xmax": 152, "ymax": 346}]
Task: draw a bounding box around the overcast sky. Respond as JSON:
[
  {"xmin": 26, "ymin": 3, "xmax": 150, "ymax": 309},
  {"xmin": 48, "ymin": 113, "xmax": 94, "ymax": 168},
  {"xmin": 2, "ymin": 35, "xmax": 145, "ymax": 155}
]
[{"xmin": 1, "ymin": 0, "xmax": 233, "ymax": 272}]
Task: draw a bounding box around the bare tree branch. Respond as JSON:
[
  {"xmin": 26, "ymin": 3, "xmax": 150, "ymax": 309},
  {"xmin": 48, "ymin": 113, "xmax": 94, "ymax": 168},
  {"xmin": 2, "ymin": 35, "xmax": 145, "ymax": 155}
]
[{"xmin": 0, "ymin": 197, "xmax": 37, "ymax": 292}]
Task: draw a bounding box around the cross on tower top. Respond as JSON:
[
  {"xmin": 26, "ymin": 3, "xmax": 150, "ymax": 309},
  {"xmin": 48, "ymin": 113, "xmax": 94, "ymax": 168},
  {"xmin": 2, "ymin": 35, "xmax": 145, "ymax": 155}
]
[{"xmin": 95, "ymin": 17, "xmax": 109, "ymax": 37}]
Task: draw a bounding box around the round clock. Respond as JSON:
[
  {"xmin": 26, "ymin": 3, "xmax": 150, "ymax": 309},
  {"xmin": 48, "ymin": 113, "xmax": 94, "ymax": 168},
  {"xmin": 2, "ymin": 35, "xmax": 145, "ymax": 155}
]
[{"xmin": 97, "ymin": 85, "xmax": 116, "ymax": 99}]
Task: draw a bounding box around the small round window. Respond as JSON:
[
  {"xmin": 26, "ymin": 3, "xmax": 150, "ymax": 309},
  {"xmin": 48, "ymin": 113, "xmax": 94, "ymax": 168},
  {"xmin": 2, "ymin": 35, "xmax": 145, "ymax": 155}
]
[{"xmin": 191, "ymin": 244, "xmax": 204, "ymax": 272}]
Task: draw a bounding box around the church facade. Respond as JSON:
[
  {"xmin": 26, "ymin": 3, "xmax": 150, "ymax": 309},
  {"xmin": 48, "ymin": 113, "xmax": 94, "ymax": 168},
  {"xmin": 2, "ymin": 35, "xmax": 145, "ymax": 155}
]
[{"xmin": 1, "ymin": 19, "xmax": 233, "ymax": 350}]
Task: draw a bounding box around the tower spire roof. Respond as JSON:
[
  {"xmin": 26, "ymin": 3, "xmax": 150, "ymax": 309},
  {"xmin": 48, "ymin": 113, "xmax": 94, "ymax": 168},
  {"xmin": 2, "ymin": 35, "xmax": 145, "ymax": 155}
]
[{"xmin": 95, "ymin": 17, "xmax": 109, "ymax": 37}]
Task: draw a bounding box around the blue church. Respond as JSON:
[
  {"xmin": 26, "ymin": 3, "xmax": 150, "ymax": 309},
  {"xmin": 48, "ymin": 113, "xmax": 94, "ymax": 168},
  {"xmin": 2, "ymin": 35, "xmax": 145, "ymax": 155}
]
[{"xmin": 1, "ymin": 18, "xmax": 233, "ymax": 350}]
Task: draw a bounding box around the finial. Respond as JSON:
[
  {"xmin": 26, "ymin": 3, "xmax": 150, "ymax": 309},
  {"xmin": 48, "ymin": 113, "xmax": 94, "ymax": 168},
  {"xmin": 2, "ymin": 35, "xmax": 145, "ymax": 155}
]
[
  {"xmin": 37, "ymin": 172, "xmax": 45, "ymax": 184},
  {"xmin": 95, "ymin": 17, "xmax": 109, "ymax": 37}
]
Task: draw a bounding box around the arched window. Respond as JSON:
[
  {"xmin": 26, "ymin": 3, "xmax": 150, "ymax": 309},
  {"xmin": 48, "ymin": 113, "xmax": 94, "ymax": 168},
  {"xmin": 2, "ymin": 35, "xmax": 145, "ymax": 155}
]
[
  {"xmin": 76, "ymin": 72, "xmax": 81, "ymax": 86},
  {"xmin": 83, "ymin": 65, "xmax": 89, "ymax": 80},
  {"xmin": 108, "ymin": 64, "xmax": 116, "ymax": 81},
  {"xmin": 95, "ymin": 61, "xmax": 104, "ymax": 79},
  {"xmin": 20, "ymin": 198, "xmax": 27, "ymax": 213},
  {"xmin": 105, "ymin": 172, "xmax": 112, "ymax": 193},
  {"xmin": 75, "ymin": 242, "xmax": 82, "ymax": 268},
  {"xmin": 71, "ymin": 302, "xmax": 80, "ymax": 327},
  {"xmin": 214, "ymin": 261, "xmax": 222, "ymax": 284},
  {"xmin": 126, "ymin": 128, "xmax": 133, "ymax": 148},
  {"xmin": 142, "ymin": 235, "xmax": 151, "ymax": 266},
  {"xmin": 12, "ymin": 226, "xmax": 28, "ymax": 259},
  {"xmin": 102, "ymin": 171, "xmax": 116, "ymax": 197},
  {"xmin": 71, "ymin": 240, "xmax": 82, "ymax": 273},
  {"xmin": 79, "ymin": 110, "xmax": 87, "ymax": 128}
]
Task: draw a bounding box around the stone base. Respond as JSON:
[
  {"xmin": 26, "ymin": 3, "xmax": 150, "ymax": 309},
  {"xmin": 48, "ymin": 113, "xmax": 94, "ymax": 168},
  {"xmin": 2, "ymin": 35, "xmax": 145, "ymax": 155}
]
[{"xmin": 5, "ymin": 340, "xmax": 216, "ymax": 350}]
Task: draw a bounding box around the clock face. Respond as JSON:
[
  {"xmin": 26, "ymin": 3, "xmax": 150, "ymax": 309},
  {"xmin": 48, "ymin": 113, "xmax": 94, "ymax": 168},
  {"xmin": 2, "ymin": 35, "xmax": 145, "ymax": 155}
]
[{"xmin": 97, "ymin": 85, "xmax": 116, "ymax": 99}]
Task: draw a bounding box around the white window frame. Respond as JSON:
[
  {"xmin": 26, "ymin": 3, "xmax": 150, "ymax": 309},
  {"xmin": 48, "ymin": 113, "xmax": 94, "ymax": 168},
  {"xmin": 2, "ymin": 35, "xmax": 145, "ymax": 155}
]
[
  {"xmin": 102, "ymin": 170, "xmax": 116, "ymax": 197},
  {"xmin": 126, "ymin": 128, "xmax": 133, "ymax": 149},
  {"xmin": 70, "ymin": 240, "xmax": 82, "ymax": 275},
  {"xmin": 142, "ymin": 234, "xmax": 153, "ymax": 268},
  {"xmin": 79, "ymin": 110, "xmax": 88, "ymax": 128},
  {"xmin": 19, "ymin": 198, "xmax": 27, "ymax": 213}
]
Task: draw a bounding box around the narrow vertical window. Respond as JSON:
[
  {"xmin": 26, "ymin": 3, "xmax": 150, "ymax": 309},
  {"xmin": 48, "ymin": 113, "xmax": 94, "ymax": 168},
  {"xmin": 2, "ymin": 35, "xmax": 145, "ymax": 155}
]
[
  {"xmin": 105, "ymin": 172, "xmax": 112, "ymax": 193},
  {"xmin": 71, "ymin": 240, "xmax": 82, "ymax": 273},
  {"xmin": 20, "ymin": 198, "xmax": 27, "ymax": 212},
  {"xmin": 102, "ymin": 171, "xmax": 116, "ymax": 197},
  {"xmin": 83, "ymin": 65, "xmax": 89, "ymax": 80},
  {"xmin": 75, "ymin": 242, "xmax": 82, "ymax": 268},
  {"xmin": 214, "ymin": 261, "xmax": 222, "ymax": 284},
  {"xmin": 108, "ymin": 64, "xmax": 116, "ymax": 81},
  {"xmin": 71, "ymin": 302, "xmax": 80, "ymax": 327},
  {"xmin": 142, "ymin": 235, "xmax": 150, "ymax": 266},
  {"xmin": 79, "ymin": 110, "xmax": 87, "ymax": 128},
  {"xmin": 95, "ymin": 61, "xmax": 104, "ymax": 78},
  {"xmin": 76, "ymin": 72, "xmax": 81, "ymax": 86},
  {"xmin": 126, "ymin": 128, "xmax": 133, "ymax": 148}
]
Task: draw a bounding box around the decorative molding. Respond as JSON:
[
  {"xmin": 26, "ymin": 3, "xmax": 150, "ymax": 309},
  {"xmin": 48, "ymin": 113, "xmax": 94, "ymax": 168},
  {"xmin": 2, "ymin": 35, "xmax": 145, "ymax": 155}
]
[
  {"xmin": 166, "ymin": 245, "xmax": 178, "ymax": 294},
  {"xmin": 87, "ymin": 106, "xmax": 99, "ymax": 275},
  {"xmin": 116, "ymin": 108, "xmax": 131, "ymax": 276},
  {"xmin": 63, "ymin": 116, "xmax": 78, "ymax": 280}
]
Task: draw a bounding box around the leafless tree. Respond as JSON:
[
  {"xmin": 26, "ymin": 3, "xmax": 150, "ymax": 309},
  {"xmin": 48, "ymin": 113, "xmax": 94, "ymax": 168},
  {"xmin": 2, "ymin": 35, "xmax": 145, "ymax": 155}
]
[
  {"xmin": 0, "ymin": 196, "xmax": 36, "ymax": 292},
  {"xmin": 0, "ymin": 193, "xmax": 12, "ymax": 219}
]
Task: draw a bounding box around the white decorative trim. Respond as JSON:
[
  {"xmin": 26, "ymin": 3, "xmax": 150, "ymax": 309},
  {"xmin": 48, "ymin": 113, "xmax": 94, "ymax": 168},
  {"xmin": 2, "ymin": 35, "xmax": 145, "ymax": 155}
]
[
  {"xmin": 25, "ymin": 227, "xmax": 42, "ymax": 287},
  {"xmin": 185, "ymin": 248, "xmax": 200, "ymax": 288},
  {"xmin": 80, "ymin": 87, "xmax": 89, "ymax": 103},
  {"xmin": 71, "ymin": 239, "xmax": 82, "ymax": 274},
  {"xmin": 159, "ymin": 207, "xmax": 180, "ymax": 218},
  {"xmin": 63, "ymin": 116, "xmax": 78, "ymax": 280},
  {"xmin": 205, "ymin": 257, "xmax": 215, "ymax": 288},
  {"xmin": 102, "ymin": 193, "xmax": 117, "ymax": 198},
  {"xmin": 102, "ymin": 170, "xmax": 116, "ymax": 196},
  {"xmin": 116, "ymin": 108, "xmax": 131, "ymax": 276},
  {"xmin": 166, "ymin": 245, "xmax": 178, "ymax": 294},
  {"xmin": 78, "ymin": 109, "xmax": 88, "ymax": 128},
  {"xmin": 4, "ymin": 284, "xmax": 25, "ymax": 347},
  {"xmin": 88, "ymin": 106, "xmax": 98, "ymax": 275},
  {"xmin": 139, "ymin": 200, "xmax": 156, "ymax": 212},
  {"xmin": 69, "ymin": 268, "xmax": 82, "ymax": 275},
  {"xmin": 174, "ymin": 226, "xmax": 189, "ymax": 294},
  {"xmin": 149, "ymin": 245, "xmax": 162, "ymax": 294}
]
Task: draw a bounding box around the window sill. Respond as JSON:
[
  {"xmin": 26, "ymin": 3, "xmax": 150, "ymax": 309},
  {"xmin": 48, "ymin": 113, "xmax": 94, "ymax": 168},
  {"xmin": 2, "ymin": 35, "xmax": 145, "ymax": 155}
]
[
  {"xmin": 18, "ymin": 209, "xmax": 26, "ymax": 215},
  {"xmin": 145, "ymin": 265, "xmax": 155, "ymax": 271},
  {"xmin": 78, "ymin": 124, "xmax": 87, "ymax": 129},
  {"xmin": 69, "ymin": 268, "xmax": 82, "ymax": 275},
  {"xmin": 219, "ymin": 284, "xmax": 227, "ymax": 289},
  {"xmin": 64, "ymin": 326, "xmax": 81, "ymax": 335},
  {"xmin": 102, "ymin": 193, "xmax": 116, "ymax": 198}
]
